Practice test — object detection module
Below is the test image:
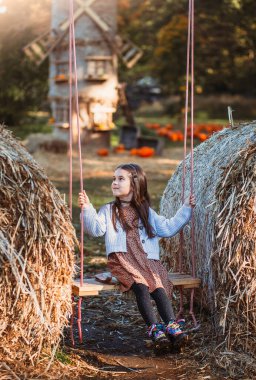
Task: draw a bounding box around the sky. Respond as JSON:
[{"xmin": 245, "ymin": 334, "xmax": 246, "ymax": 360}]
[
  {"xmin": 0, "ymin": 0, "xmax": 7, "ymax": 14},
  {"xmin": 0, "ymin": 0, "xmax": 50, "ymax": 34}
]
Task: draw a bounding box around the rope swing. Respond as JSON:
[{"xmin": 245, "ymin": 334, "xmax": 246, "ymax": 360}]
[
  {"xmin": 68, "ymin": 0, "xmax": 200, "ymax": 345},
  {"xmin": 68, "ymin": 0, "xmax": 85, "ymax": 344},
  {"xmin": 178, "ymin": 0, "xmax": 198, "ymax": 327}
]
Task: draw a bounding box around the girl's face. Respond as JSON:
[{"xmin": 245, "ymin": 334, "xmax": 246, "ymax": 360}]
[{"xmin": 111, "ymin": 168, "xmax": 133, "ymax": 200}]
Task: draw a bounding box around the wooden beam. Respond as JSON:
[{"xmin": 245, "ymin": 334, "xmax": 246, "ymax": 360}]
[
  {"xmin": 169, "ymin": 273, "xmax": 201, "ymax": 288},
  {"xmin": 84, "ymin": 56, "xmax": 113, "ymax": 60},
  {"xmin": 72, "ymin": 278, "xmax": 118, "ymax": 296},
  {"xmin": 72, "ymin": 273, "xmax": 201, "ymax": 297},
  {"xmin": 59, "ymin": 7, "xmax": 84, "ymax": 32},
  {"xmin": 75, "ymin": 0, "xmax": 97, "ymax": 9},
  {"xmin": 83, "ymin": 6, "xmax": 110, "ymax": 32}
]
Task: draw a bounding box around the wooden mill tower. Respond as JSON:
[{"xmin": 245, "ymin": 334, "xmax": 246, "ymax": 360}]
[{"xmin": 24, "ymin": 0, "xmax": 142, "ymax": 144}]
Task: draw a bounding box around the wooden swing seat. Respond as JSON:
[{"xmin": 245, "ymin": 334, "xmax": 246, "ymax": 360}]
[{"xmin": 72, "ymin": 273, "xmax": 201, "ymax": 297}]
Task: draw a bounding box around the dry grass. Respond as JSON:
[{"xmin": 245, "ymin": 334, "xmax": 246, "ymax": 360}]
[
  {"xmin": 160, "ymin": 122, "xmax": 256, "ymax": 377},
  {"xmin": 0, "ymin": 126, "xmax": 76, "ymax": 372}
]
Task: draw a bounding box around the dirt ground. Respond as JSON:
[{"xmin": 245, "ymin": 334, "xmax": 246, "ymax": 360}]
[
  {"xmin": 64, "ymin": 291, "xmax": 228, "ymax": 380},
  {"xmin": 33, "ymin": 145, "xmax": 184, "ymax": 183},
  {"xmin": 33, "ymin": 146, "xmax": 233, "ymax": 380}
]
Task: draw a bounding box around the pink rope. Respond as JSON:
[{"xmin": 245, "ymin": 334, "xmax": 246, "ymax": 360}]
[
  {"xmin": 190, "ymin": 0, "xmax": 196, "ymax": 279},
  {"xmin": 69, "ymin": 0, "xmax": 85, "ymax": 344},
  {"xmin": 77, "ymin": 297, "xmax": 83, "ymax": 344},
  {"xmin": 179, "ymin": 0, "xmax": 192, "ymax": 273},
  {"xmin": 189, "ymin": 0, "xmax": 197, "ymax": 326},
  {"xmin": 69, "ymin": 0, "xmax": 74, "ymax": 346},
  {"xmin": 68, "ymin": 1, "xmax": 73, "ymax": 219},
  {"xmin": 69, "ymin": 0, "xmax": 84, "ymax": 287},
  {"xmin": 70, "ymin": 295, "xmax": 75, "ymax": 346},
  {"xmin": 182, "ymin": 0, "xmax": 192, "ymax": 204},
  {"xmin": 178, "ymin": 0, "xmax": 197, "ymax": 326},
  {"xmin": 190, "ymin": 0, "xmax": 194, "ymax": 198},
  {"xmin": 177, "ymin": 0, "xmax": 192, "ymax": 320}
]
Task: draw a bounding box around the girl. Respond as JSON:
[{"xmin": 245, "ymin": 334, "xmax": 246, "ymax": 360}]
[{"xmin": 78, "ymin": 163, "xmax": 195, "ymax": 349}]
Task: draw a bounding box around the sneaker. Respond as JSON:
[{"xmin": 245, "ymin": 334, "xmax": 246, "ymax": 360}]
[
  {"xmin": 148, "ymin": 323, "xmax": 168, "ymax": 343},
  {"xmin": 166, "ymin": 320, "xmax": 187, "ymax": 344},
  {"xmin": 176, "ymin": 318, "xmax": 186, "ymax": 330}
]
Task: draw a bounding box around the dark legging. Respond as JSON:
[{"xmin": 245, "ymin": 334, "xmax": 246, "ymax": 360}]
[{"xmin": 131, "ymin": 282, "xmax": 175, "ymax": 326}]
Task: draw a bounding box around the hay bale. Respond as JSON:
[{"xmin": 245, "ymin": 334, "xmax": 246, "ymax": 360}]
[
  {"xmin": 0, "ymin": 126, "xmax": 75, "ymax": 364},
  {"xmin": 160, "ymin": 123, "xmax": 256, "ymax": 356}
]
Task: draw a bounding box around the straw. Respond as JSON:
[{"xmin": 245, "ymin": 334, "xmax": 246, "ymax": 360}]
[
  {"xmin": 0, "ymin": 126, "xmax": 76, "ymax": 366},
  {"xmin": 160, "ymin": 122, "xmax": 256, "ymax": 373}
]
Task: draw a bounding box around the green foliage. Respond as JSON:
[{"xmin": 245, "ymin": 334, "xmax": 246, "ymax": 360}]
[
  {"xmin": 55, "ymin": 349, "xmax": 72, "ymax": 365},
  {"xmin": 118, "ymin": 0, "xmax": 256, "ymax": 96},
  {"xmin": 0, "ymin": 0, "xmax": 255, "ymax": 128},
  {"xmin": 0, "ymin": 28, "xmax": 49, "ymax": 126},
  {"xmin": 9, "ymin": 113, "xmax": 52, "ymax": 139}
]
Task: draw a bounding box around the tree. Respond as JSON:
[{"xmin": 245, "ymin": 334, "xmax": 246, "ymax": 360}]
[
  {"xmin": 0, "ymin": 0, "xmax": 50, "ymax": 126},
  {"xmin": 118, "ymin": 0, "xmax": 256, "ymax": 96},
  {"xmin": 0, "ymin": 28, "xmax": 49, "ymax": 125},
  {"xmin": 118, "ymin": 0, "xmax": 178, "ymax": 81}
]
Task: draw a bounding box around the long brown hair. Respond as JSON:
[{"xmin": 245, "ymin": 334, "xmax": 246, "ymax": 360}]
[{"xmin": 111, "ymin": 163, "xmax": 155, "ymax": 238}]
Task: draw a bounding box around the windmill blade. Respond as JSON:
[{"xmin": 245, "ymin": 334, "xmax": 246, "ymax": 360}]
[
  {"xmin": 23, "ymin": 29, "xmax": 63, "ymax": 66},
  {"xmin": 23, "ymin": 7, "xmax": 84, "ymax": 65},
  {"xmin": 83, "ymin": 5, "xmax": 109, "ymax": 32},
  {"xmin": 115, "ymin": 36, "xmax": 143, "ymax": 68},
  {"xmin": 78, "ymin": 2, "xmax": 143, "ymax": 68},
  {"xmin": 23, "ymin": 0, "xmax": 142, "ymax": 68},
  {"xmin": 75, "ymin": 0, "xmax": 97, "ymax": 9}
]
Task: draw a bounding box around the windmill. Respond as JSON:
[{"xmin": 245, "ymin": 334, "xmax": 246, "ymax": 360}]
[{"xmin": 23, "ymin": 0, "xmax": 142, "ymax": 143}]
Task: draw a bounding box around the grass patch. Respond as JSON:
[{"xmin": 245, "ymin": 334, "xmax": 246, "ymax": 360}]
[{"xmin": 55, "ymin": 349, "xmax": 73, "ymax": 365}]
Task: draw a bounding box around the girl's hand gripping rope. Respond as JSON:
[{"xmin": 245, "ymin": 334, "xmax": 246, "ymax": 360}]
[
  {"xmin": 78, "ymin": 190, "xmax": 90, "ymax": 209},
  {"xmin": 185, "ymin": 194, "xmax": 196, "ymax": 208}
]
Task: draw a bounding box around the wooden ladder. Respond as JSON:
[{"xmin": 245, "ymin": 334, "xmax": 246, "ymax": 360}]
[{"xmin": 72, "ymin": 273, "xmax": 201, "ymax": 297}]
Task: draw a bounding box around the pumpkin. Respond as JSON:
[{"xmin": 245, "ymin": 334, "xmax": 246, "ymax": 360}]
[
  {"xmin": 176, "ymin": 130, "xmax": 184, "ymax": 141},
  {"xmin": 97, "ymin": 148, "xmax": 109, "ymax": 156},
  {"xmin": 197, "ymin": 133, "xmax": 208, "ymax": 142},
  {"xmin": 137, "ymin": 146, "xmax": 155, "ymax": 158},
  {"xmin": 130, "ymin": 148, "xmax": 138, "ymax": 156},
  {"xmin": 157, "ymin": 127, "xmax": 169, "ymax": 137},
  {"xmin": 113, "ymin": 144, "xmax": 125, "ymax": 153},
  {"xmin": 165, "ymin": 123, "xmax": 174, "ymax": 130},
  {"xmin": 167, "ymin": 130, "xmax": 184, "ymax": 142},
  {"xmin": 54, "ymin": 74, "xmax": 68, "ymax": 81}
]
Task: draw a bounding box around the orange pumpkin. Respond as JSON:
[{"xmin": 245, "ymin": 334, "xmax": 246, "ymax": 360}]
[
  {"xmin": 137, "ymin": 146, "xmax": 155, "ymax": 158},
  {"xmin": 165, "ymin": 123, "xmax": 174, "ymax": 130},
  {"xmin": 169, "ymin": 132, "xmax": 179, "ymax": 142},
  {"xmin": 197, "ymin": 133, "xmax": 208, "ymax": 142},
  {"xmin": 130, "ymin": 148, "xmax": 138, "ymax": 156},
  {"xmin": 205, "ymin": 125, "xmax": 214, "ymax": 133},
  {"xmin": 176, "ymin": 130, "xmax": 184, "ymax": 141},
  {"xmin": 157, "ymin": 127, "xmax": 169, "ymax": 137},
  {"xmin": 97, "ymin": 148, "xmax": 109, "ymax": 156},
  {"xmin": 167, "ymin": 130, "xmax": 184, "ymax": 142},
  {"xmin": 113, "ymin": 144, "xmax": 125, "ymax": 153},
  {"xmin": 54, "ymin": 74, "xmax": 68, "ymax": 82}
]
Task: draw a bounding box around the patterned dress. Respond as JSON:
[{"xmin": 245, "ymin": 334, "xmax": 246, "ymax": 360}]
[{"xmin": 107, "ymin": 205, "xmax": 173, "ymax": 298}]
